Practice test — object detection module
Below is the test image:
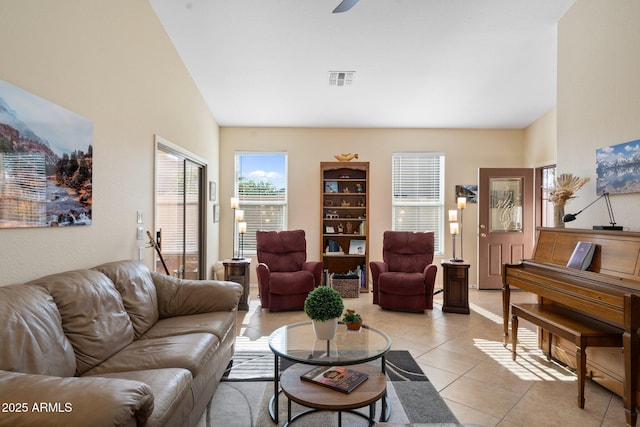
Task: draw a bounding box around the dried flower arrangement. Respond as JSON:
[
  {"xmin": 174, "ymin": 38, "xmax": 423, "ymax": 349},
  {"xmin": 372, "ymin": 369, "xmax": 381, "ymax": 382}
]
[{"xmin": 549, "ymin": 173, "xmax": 590, "ymax": 206}]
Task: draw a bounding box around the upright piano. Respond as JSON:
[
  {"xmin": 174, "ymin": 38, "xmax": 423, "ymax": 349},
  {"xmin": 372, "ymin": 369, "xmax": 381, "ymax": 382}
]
[{"xmin": 503, "ymin": 227, "xmax": 640, "ymax": 426}]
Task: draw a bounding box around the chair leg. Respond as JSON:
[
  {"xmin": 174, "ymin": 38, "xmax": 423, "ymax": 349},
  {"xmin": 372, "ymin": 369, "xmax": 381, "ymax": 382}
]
[{"xmin": 511, "ymin": 312, "xmax": 519, "ymax": 361}]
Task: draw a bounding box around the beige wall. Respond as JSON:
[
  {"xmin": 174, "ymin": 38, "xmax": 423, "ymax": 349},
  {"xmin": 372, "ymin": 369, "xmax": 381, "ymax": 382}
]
[
  {"xmin": 557, "ymin": 0, "xmax": 640, "ymax": 231},
  {"xmin": 0, "ymin": 0, "xmax": 220, "ymax": 286},
  {"xmin": 220, "ymin": 127, "xmax": 525, "ymax": 286},
  {"xmin": 524, "ymin": 107, "xmax": 557, "ymax": 168}
]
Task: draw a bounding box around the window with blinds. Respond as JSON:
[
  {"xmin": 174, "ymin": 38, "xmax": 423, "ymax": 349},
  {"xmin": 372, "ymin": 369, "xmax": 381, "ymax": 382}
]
[
  {"xmin": 235, "ymin": 152, "xmax": 287, "ymax": 254},
  {"xmin": 392, "ymin": 152, "xmax": 444, "ymax": 255}
]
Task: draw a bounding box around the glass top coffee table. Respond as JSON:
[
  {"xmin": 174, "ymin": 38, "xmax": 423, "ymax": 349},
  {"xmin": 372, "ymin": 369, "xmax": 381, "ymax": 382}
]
[{"xmin": 268, "ymin": 321, "xmax": 391, "ymax": 424}]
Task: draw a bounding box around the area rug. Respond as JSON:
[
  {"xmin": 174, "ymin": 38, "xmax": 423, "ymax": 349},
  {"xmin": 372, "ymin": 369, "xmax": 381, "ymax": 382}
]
[{"xmin": 197, "ymin": 350, "xmax": 458, "ymax": 426}]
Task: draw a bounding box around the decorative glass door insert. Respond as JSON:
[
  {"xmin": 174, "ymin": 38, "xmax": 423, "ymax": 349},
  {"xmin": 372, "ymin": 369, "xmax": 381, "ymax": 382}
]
[{"xmin": 489, "ymin": 178, "xmax": 523, "ymax": 233}]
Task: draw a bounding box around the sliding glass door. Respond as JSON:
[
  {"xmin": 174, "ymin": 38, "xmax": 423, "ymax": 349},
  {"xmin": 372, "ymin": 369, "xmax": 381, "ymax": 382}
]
[{"xmin": 155, "ymin": 138, "xmax": 206, "ymax": 279}]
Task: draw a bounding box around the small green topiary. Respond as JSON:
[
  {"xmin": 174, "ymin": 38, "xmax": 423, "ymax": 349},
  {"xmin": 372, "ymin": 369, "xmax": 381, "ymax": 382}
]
[
  {"xmin": 342, "ymin": 309, "xmax": 362, "ymax": 324},
  {"xmin": 304, "ymin": 286, "xmax": 344, "ymax": 321}
]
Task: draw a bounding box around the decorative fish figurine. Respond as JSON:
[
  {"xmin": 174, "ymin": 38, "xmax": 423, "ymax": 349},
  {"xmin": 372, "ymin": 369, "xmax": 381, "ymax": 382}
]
[{"xmin": 334, "ymin": 153, "xmax": 359, "ymax": 162}]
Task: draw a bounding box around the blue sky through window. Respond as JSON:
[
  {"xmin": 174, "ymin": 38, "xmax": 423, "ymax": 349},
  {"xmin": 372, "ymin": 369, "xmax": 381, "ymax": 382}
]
[{"xmin": 237, "ymin": 153, "xmax": 286, "ymax": 191}]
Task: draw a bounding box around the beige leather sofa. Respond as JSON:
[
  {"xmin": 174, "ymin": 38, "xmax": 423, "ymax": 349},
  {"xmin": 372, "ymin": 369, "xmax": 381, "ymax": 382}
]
[{"xmin": 0, "ymin": 260, "xmax": 243, "ymax": 427}]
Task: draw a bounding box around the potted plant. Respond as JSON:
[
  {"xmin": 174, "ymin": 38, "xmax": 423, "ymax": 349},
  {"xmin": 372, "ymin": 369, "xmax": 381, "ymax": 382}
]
[
  {"xmin": 304, "ymin": 286, "xmax": 344, "ymax": 340},
  {"xmin": 342, "ymin": 309, "xmax": 362, "ymax": 330}
]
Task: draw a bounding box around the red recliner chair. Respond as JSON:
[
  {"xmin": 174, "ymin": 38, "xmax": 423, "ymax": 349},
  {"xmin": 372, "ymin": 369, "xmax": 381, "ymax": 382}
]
[
  {"xmin": 369, "ymin": 231, "xmax": 438, "ymax": 312},
  {"xmin": 256, "ymin": 230, "xmax": 323, "ymax": 311}
]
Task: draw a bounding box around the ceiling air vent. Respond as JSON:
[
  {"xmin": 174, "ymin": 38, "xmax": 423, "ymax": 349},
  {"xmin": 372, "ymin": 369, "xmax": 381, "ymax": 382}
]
[{"xmin": 329, "ymin": 71, "xmax": 355, "ymax": 87}]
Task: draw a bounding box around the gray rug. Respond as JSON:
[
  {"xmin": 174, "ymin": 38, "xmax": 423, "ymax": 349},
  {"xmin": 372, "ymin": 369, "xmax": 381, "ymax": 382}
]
[{"xmin": 200, "ymin": 350, "xmax": 458, "ymax": 426}]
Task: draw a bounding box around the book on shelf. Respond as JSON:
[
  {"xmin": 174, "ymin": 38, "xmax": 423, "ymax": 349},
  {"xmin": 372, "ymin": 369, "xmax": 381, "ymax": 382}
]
[
  {"xmin": 300, "ymin": 365, "xmax": 368, "ymax": 393},
  {"xmin": 566, "ymin": 241, "xmax": 596, "ymax": 270}
]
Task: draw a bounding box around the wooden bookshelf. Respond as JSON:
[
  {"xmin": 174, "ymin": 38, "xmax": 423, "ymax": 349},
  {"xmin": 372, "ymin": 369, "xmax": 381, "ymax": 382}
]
[{"xmin": 320, "ymin": 161, "xmax": 369, "ymax": 292}]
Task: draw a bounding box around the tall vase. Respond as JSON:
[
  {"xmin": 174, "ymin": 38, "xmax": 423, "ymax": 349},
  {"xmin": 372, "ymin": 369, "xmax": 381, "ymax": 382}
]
[{"xmin": 554, "ymin": 205, "xmax": 565, "ymax": 228}]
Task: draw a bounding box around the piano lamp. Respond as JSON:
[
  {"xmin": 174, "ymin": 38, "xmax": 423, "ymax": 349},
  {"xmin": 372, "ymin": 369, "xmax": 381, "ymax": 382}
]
[{"xmin": 562, "ymin": 192, "xmax": 623, "ymax": 231}]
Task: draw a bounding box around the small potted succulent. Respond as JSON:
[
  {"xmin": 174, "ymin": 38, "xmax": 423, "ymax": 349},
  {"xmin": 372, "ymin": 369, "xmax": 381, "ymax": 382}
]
[
  {"xmin": 342, "ymin": 309, "xmax": 363, "ymax": 330},
  {"xmin": 304, "ymin": 286, "xmax": 344, "ymax": 340}
]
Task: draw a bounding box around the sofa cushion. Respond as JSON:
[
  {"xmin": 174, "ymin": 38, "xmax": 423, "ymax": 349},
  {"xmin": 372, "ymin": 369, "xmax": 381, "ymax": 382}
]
[
  {"xmin": 93, "ymin": 260, "xmax": 159, "ymax": 338},
  {"xmin": 268, "ymin": 271, "xmax": 315, "ymax": 294},
  {"xmin": 83, "ymin": 333, "xmax": 219, "ymax": 378},
  {"xmin": 0, "ymin": 284, "xmax": 76, "ymax": 377},
  {"xmin": 379, "ymin": 272, "xmax": 426, "ymax": 295},
  {"xmin": 28, "ymin": 269, "xmax": 135, "ymax": 375},
  {"xmin": 141, "ymin": 311, "xmax": 237, "ymax": 345},
  {"xmin": 383, "ymin": 231, "xmax": 434, "ymax": 273},
  {"xmin": 88, "ymin": 368, "xmax": 193, "ymax": 427},
  {"xmin": 151, "ymin": 272, "xmax": 242, "ymax": 318},
  {"xmin": 256, "ymin": 229, "xmax": 308, "ymax": 272}
]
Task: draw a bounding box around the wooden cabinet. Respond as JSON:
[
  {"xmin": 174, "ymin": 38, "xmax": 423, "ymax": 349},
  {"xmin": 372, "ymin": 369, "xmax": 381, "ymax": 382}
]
[
  {"xmin": 320, "ymin": 162, "xmax": 369, "ymax": 292},
  {"xmin": 440, "ymin": 261, "xmax": 470, "ymax": 314}
]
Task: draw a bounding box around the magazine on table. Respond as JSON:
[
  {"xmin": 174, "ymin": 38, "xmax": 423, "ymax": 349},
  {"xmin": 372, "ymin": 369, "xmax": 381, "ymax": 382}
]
[{"xmin": 300, "ymin": 365, "xmax": 368, "ymax": 393}]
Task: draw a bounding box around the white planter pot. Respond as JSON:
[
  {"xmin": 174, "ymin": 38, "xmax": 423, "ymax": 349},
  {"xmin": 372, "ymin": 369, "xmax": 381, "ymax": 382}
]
[{"xmin": 312, "ymin": 318, "xmax": 338, "ymax": 340}]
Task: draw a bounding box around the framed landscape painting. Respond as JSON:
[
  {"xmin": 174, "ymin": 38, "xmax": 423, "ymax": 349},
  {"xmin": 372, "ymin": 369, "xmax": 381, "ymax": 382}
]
[
  {"xmin": 0, "ymin": 80, "xmax": 93, "ymax": 228},
  {"xmin": 596, "ymin": 139, "xmax": 640, "ymax": 195}
]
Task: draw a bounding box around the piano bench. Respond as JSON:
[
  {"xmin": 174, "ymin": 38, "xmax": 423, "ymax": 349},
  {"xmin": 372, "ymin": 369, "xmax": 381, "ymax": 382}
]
[{"xmin": 510, "ymin": 303, "xmax": 623, "ymax": 409}]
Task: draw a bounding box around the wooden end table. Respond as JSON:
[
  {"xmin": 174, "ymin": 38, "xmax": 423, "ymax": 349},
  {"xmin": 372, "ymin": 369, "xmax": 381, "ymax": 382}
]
[
  {"xmin": 440, "ymin": 261, "xmax": 470, "ymax": 314},
  {"xmin": 280, "ymin": 363, "xmax": 386, "ymax": 426},
  {"xmin": 223, "ymin": 258, "xmax": 251, "ymax": 310}
]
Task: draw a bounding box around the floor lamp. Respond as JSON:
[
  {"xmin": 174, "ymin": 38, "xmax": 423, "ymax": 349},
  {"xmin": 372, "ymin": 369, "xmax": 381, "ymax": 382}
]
[
  {"xmin": 238, "ymin": 222, "xmax": 247, "ymax": 259},
  {"xmin": 457, "ymin": 197, "xmax": 467, "ymax": 261},
  {"xmin": 448, "ymin": 209, "xmax": 462, "ymax": 262},
  {"xmin": 230, "ymin": 197, "xmax": 243, "ymax": 260}
]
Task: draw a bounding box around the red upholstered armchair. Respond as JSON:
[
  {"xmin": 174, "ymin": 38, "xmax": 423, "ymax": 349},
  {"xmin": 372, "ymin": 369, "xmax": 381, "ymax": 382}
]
[
  {"xmin": 369, "ymin": 231, "xmax": 438, "ymax": 312},
  {"xmin": 256, "ymin": 230, "xmax": 323, "ymax": 311}
]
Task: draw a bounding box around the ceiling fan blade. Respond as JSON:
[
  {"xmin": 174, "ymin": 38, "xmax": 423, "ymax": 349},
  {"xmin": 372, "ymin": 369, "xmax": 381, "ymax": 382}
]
[{"xmin": 332, "ymin": 0, "xmax": 360, "ymax": 13}]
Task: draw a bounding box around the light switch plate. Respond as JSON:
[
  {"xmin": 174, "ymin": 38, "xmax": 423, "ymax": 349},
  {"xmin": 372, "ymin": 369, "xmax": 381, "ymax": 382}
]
[
  {"xmin": 137, "ymin": 227, "xmax": 144, "ymax": 240},
  {"xmin": 137, "ymin": 211, "xmax": 143, "ymax": 224}
]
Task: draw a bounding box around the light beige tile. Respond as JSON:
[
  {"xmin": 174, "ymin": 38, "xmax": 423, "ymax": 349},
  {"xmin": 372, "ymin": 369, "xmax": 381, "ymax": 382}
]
[
  {"xmin": 463, "ymin": 359, "xmax": 534, "ymax": 396},
  {"xmin": 503, "ymin": 387, "xmax": 606, "ymax": 427},
  {"xmin": 416, "ymin": 347, "xmax": 483, "ymax": 375},
  {"xmin": 440, "ymin": 376, "xmax": 523, "ymax": 419},
  {"xmin": 418, "ymin": 363, "xmax": 459, "ymax": 392},
  {"xmin": 444, "ymin": 399, "xmax": 501, "ymax": 427}
]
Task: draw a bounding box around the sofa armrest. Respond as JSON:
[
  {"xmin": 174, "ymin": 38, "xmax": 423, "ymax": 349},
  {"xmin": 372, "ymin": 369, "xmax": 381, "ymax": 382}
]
[
  {"xmin": 423, "ymin": 264, "xmax": 438, "ymax": 288},
  {"xmin": 369, "ymin": 261, "xmax": 388, "ymax": 283},
  {"xmin": 302, "ymin": 261, "xmax": 323, "ymax": 286},
  {"xmin": 151, "ymin": 272, "xmax": 243, "ymax": 318},
  {"xmin": 255, "ymin": 263, "xmax": 271, "ymax": 308},
  {"xmin": 369, "ymin": 261, "xmax": 388, "ymax": 305},
  {"xmin": 0, "ymin": 371, "xmax": 153, "ymax": 427}
]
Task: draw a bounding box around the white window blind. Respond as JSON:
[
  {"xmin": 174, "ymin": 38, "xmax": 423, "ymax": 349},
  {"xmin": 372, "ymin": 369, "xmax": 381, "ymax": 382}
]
[
  {"xmin": 155, "ymin": 150, "xmax": 201, "ymax": 254},
  {"xmin": 392, "ymin": 152, "xmax": 444, "ymax": 255},
  {"xmin": 235, "ymin": 152, "xmax": 287, "ymax": 254}
]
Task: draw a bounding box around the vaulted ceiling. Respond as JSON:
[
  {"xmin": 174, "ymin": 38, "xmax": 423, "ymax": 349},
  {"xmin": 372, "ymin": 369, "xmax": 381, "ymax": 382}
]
[{"xmin": 150, "ymin": 0, "xmax": 576, "ymax": 129}]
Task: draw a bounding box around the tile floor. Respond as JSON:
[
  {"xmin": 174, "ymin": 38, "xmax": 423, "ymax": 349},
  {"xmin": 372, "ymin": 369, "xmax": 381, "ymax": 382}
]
[{"xmin": 235, "ymin": 287, "xmax": 628, "ymax": 426}]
